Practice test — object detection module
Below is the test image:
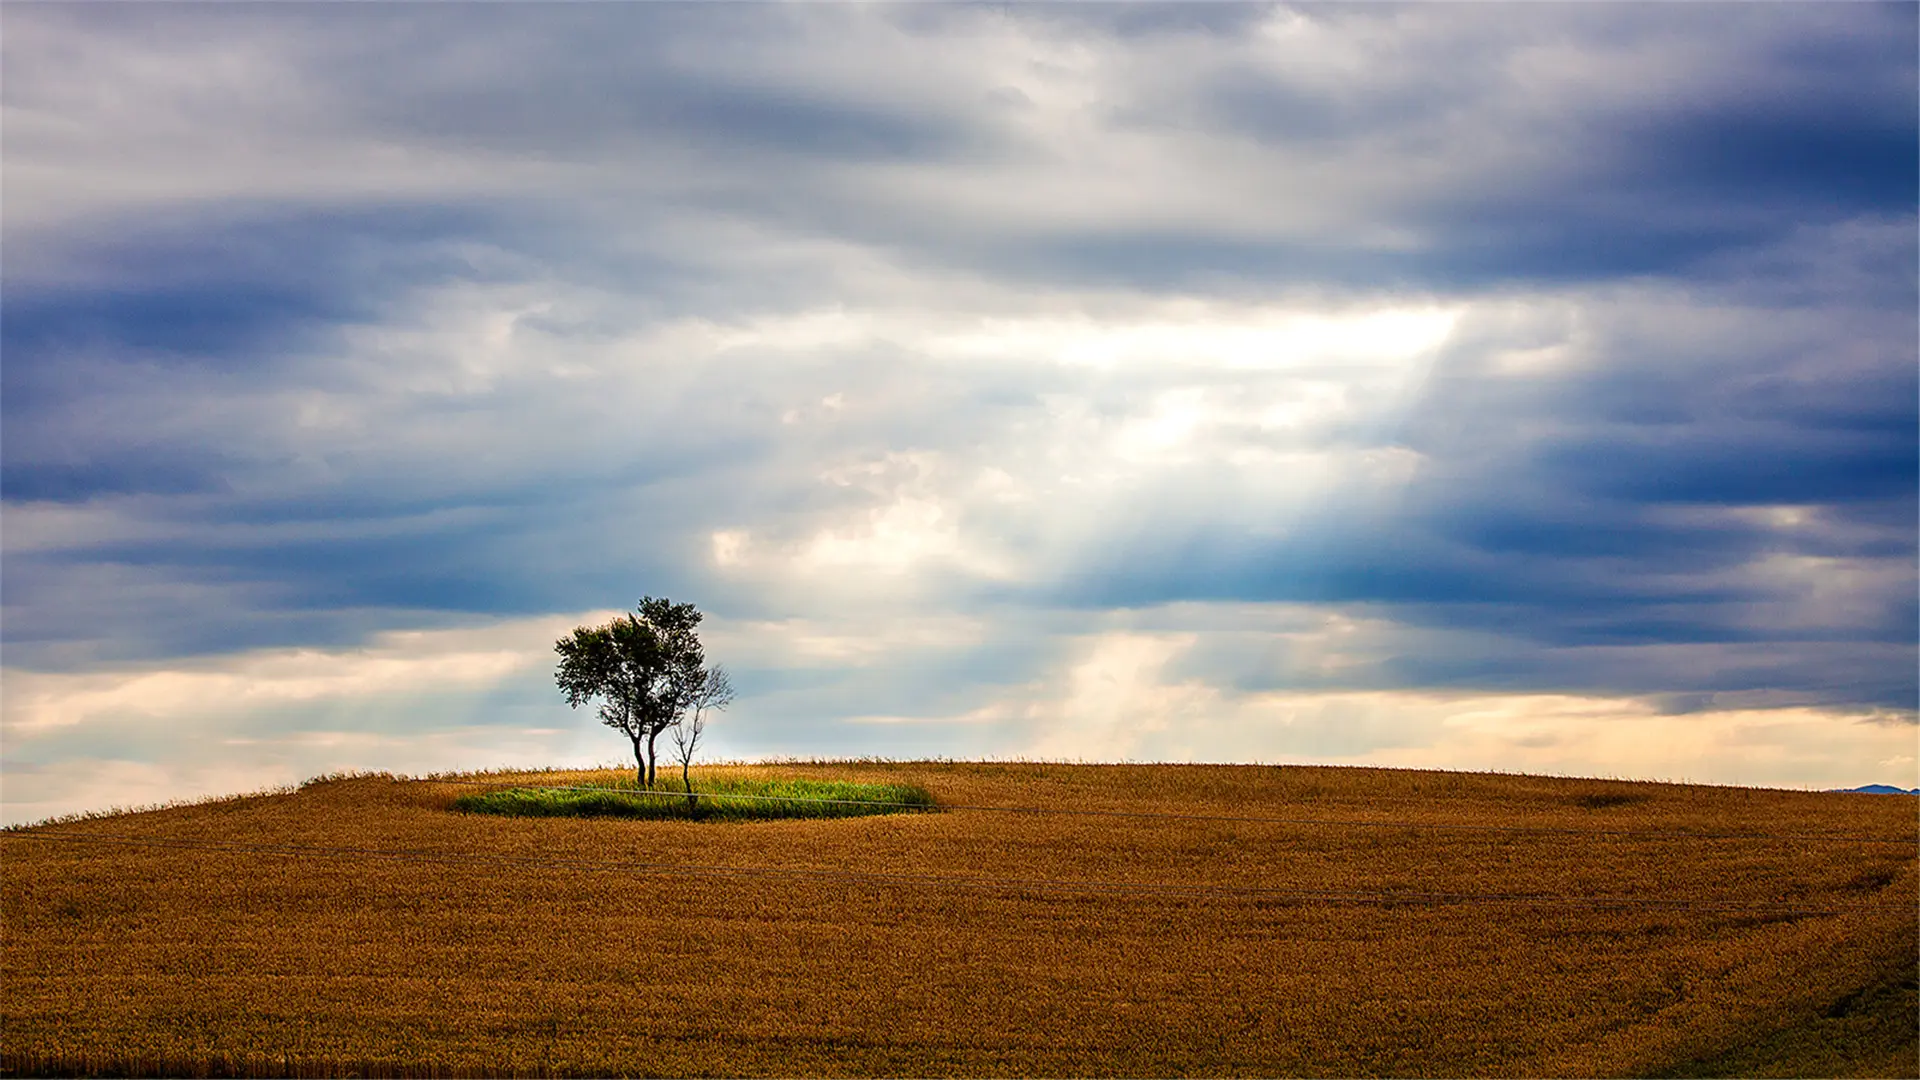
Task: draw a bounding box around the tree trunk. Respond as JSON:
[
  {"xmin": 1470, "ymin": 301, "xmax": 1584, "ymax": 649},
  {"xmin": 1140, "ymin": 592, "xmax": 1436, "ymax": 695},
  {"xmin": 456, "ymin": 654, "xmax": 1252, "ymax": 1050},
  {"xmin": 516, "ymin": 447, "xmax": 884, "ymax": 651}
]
[
  {"xmin": 682, "ymin": 755, "xmax": 696, "ymax": 810},
  {"xmin": 631, "ymin": 737, "xmax": 645, "ymax": 787},
  {"xmin": 645, "ymin": 728, "xmax": 663, "ymax": 788}
]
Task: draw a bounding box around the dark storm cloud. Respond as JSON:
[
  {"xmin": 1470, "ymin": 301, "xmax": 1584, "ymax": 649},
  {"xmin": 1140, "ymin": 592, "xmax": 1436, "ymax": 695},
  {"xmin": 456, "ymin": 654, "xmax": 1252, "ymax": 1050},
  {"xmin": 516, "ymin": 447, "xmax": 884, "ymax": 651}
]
[
  {"xmin": 1617, "ymin": 103, "xmax": 1917, "ymax": 215},
  {"xmin": 1, "ymin": 206, "xmax": 510, "ymax": 415},
  {"xmin": 2, "ymin": 205, "xmax": 521, "ymax": 512},
  {"xmin": 1, "ymin": 456, "xmax": 233, "ymax": 503},
  {"xmin": 1538, "ymin": 429, "xmax": 1915, "ymax": 507},
  {"xmin": 1167, "ymin": 5, "xmax": 1918, "ymax": 293}
]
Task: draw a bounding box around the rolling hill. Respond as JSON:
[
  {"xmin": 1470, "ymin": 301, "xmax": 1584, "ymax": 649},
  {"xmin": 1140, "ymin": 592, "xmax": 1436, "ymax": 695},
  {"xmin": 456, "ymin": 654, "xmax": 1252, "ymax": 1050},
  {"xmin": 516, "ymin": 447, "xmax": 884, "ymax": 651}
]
[{"xmin": 4, "ymin": 761, "xmax": 1915, "ymax": 1077}]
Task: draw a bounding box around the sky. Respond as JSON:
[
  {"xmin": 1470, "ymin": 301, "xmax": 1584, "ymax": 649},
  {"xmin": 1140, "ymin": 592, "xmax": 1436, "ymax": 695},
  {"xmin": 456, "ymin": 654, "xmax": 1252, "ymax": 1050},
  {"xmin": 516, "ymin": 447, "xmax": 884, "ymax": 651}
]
[{"xmin": 3, "ymin": 2, "xmax": 1916, "ymax": 824}]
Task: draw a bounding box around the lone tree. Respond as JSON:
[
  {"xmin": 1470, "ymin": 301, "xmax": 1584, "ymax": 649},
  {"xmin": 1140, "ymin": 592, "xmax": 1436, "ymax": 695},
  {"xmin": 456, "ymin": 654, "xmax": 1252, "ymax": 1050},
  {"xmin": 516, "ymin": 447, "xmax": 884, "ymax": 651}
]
[
  {"xmin": 554, "ymin": 596, "xmax": 716, "ymax": 787},
  {"xmin": 669, "ymin": 665, "xmax": 734, "ymax": 805}
]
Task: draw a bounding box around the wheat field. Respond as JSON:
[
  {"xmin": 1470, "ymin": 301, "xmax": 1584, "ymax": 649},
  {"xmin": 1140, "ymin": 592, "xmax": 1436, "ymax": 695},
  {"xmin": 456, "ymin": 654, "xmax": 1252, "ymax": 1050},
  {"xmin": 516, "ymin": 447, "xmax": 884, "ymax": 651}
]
[{"xmin": 3, "ymin": 762, "xmax": 1915, "ymax": 1077}]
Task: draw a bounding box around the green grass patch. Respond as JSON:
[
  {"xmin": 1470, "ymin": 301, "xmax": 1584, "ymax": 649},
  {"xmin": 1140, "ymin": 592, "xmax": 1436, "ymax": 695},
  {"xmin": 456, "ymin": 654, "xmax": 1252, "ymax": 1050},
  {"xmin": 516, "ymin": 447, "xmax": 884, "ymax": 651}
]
[{"xmin": 451, "ymin": 776, "xmax": 938, "ymax": 822}]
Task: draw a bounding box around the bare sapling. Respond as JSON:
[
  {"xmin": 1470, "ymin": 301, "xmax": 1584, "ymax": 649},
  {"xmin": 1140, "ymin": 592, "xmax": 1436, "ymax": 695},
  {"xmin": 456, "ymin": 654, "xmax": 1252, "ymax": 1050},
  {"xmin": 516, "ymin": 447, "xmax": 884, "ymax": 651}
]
[{"xmin": 672, "ymin": 666, "xmax": 734, "ymax": 808}]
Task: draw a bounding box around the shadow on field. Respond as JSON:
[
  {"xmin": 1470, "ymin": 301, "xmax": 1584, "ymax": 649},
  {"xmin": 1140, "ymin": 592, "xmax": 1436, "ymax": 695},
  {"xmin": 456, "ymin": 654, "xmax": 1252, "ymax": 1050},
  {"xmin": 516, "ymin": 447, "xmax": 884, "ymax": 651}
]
[{"xmin": 1657, "ymin": 961, "xmax": 1920, "ymax": 1079}]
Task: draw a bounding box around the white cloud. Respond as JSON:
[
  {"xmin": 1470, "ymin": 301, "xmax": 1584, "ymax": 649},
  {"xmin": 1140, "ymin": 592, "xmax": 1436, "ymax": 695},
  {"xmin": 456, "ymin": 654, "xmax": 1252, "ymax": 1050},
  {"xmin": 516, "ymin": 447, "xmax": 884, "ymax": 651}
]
[{"xmin": 2, "ymin": 617, "xmax": 580, "ymax": 736}]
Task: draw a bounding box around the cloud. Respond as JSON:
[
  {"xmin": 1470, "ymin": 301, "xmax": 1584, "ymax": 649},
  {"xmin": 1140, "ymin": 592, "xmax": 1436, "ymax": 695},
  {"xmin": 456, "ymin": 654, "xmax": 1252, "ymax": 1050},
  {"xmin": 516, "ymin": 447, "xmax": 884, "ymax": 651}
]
[
  {"xmin": 10, "ymin": 5, "xmax": 1912, "ymax": 291},
  {"xmin": 1, "ymin": 3, "xmax": 1913, "ymax": 809},
  {"xmin": 5, "ymin": 277, "xmax": 1912, "ymax": 701}
]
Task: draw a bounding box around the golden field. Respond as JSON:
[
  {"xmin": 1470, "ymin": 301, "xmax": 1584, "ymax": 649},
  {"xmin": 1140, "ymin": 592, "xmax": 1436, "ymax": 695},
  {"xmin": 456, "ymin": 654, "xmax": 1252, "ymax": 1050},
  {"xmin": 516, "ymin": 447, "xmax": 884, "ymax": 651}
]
[{"xmin": 2, "ymin": 761, "xmax": 1915, "ymax": 1078}]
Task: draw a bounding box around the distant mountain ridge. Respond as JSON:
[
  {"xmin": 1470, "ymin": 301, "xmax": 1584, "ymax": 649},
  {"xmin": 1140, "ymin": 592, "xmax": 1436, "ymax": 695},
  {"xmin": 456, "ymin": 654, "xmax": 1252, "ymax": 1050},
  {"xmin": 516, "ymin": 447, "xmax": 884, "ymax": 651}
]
[{"xmin": 1833, "ymin": 784, "xmax": 1920, "ymax": 795}]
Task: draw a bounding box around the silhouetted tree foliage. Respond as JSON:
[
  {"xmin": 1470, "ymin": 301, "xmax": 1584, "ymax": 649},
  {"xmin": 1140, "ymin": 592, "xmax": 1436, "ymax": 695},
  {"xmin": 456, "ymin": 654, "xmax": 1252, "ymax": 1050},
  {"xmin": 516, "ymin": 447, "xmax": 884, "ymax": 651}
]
[{"xmin": 554, "ymin": 596, "xmax": 715, "ymax": 787}]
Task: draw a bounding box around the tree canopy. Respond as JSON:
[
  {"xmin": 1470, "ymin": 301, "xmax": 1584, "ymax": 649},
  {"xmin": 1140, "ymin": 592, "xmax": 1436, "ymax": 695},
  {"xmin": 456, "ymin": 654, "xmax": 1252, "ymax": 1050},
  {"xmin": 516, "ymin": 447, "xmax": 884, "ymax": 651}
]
[{"xmin": 554, "ymin": 596, "xmax": 715, "ymax": 787}]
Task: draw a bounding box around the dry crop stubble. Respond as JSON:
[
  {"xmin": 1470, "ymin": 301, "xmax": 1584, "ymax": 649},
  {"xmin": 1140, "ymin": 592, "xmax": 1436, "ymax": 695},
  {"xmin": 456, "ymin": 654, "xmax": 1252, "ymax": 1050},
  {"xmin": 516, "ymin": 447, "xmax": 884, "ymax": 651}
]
[{"xmin": 2, "ymin": 761, "xmax": 1915, "ymax": 1077}]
